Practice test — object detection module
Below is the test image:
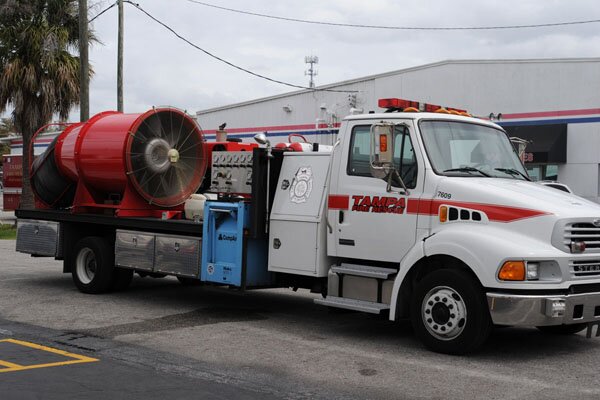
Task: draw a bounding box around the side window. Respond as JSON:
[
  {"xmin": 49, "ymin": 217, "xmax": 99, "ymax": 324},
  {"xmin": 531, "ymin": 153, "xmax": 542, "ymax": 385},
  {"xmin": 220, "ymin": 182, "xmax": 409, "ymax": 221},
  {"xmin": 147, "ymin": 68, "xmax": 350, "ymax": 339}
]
[
  {"xmin": 347, "ymin": 124, "xmax": 418, "ymax": 189},
  {"xmin": 347, "ymin": 125, "xmax": 371, "ymax": 176}
]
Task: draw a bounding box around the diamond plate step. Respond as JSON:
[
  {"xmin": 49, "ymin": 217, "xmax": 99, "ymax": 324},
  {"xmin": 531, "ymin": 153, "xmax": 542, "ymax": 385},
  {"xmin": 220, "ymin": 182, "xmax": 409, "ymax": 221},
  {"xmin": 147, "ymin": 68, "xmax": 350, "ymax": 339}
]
[
  {"xmin": 314, "ymin": 296, "xmax": 390, "ymax": 314},
  {"xmin": 330, "ymin": 263, "xmax": 397, "ymax": 279}
]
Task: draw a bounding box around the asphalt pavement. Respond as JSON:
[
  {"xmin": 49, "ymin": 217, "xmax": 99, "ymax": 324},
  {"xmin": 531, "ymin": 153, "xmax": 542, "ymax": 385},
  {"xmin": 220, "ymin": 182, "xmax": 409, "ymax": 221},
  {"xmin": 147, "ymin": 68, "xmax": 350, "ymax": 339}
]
[
  {"xmin": 0, "ymin": 326, "xmax": 278, "ymax": 400},
  {"xmin": 1, "ymin": 240, "xmax": 600, "ymax": 399}
]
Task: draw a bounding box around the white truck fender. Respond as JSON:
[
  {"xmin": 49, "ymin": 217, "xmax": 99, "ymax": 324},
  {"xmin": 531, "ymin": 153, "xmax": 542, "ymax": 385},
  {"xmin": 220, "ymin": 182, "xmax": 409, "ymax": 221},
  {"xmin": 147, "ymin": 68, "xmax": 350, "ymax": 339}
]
[
  {"xmin": 389, "ymin": 239, "xmax": 425, "ymax": 321},
  {"xmin": 389, "ymin": 223, "xmax": 560, "ymax": 320}
]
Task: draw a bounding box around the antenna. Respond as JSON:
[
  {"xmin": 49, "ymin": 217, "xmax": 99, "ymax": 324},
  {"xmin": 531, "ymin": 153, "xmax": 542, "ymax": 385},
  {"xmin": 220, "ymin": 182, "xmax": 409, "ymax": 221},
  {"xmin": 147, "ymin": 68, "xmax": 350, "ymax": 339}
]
[{"xmin": 304, "ymin": 55, "xmax": 319, "ymax": 88}]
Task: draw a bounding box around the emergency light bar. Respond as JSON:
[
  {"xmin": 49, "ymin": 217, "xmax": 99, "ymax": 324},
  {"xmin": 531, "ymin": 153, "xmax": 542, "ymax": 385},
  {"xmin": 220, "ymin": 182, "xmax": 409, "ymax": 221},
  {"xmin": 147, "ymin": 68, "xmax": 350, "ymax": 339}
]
[{"xmin": 378, "ymin": 98, "xmax": 470, "ymax": 116}]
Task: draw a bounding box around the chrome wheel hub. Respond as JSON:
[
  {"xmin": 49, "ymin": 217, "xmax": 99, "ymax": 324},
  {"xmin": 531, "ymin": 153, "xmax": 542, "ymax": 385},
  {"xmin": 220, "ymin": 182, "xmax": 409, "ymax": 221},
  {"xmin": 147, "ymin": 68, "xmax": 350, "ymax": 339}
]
[
  {"xmin": 422, "ymin": 286, "xmax": 467, "ymax": 340},
  {"xmin": 76, "ymin": 247, "xmax": 96, "ymax": 285}
]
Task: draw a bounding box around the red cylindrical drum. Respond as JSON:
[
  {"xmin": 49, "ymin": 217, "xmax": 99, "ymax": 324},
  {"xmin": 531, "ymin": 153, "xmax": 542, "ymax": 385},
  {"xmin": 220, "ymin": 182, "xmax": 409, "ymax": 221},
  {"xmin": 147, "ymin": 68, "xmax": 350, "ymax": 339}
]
[{"xmin": 33, "ymin": 108, "xmax": 207, "ymax": 209}]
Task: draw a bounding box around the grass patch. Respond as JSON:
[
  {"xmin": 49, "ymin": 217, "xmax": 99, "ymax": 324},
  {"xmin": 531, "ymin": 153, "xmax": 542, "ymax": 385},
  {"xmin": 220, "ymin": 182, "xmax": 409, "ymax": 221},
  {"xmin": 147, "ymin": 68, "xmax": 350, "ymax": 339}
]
[{"xmin": 0, "ymin": 224, "xmax": 16, "ymax": 240}]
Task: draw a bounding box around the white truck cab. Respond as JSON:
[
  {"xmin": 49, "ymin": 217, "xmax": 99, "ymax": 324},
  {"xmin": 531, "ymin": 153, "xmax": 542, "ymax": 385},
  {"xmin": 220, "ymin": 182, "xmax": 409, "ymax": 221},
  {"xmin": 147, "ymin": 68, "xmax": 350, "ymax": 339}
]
[{"xmin": 299, "ymin": 100, "xmax": 600, "ymax": 353}]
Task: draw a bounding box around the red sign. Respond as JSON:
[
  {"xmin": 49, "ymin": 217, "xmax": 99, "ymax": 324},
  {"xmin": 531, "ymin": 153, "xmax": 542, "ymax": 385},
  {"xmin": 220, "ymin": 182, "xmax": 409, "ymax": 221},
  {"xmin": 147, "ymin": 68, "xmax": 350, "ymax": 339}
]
[
  {"xmin": 2, "ymin": 190, "xmax": 21, "ymax": 211},
  {"xmin": 2, "ymin": 155, "xmax": 23, "ymax": 188},
  {"xmin": 523, "ymin": 152, "xmax": 534, "ymax": 163}
]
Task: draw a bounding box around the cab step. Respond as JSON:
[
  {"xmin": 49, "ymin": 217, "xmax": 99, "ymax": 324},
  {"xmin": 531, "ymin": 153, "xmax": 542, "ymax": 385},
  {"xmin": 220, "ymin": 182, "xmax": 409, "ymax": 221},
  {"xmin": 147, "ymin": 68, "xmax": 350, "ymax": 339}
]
[
  {"xmin": 314, "ymin": 296, "xmax": 390, "ymax": 314},
  {"xmin": 331, "ymin": 263, "xmax": 397, "ymax": 279}
]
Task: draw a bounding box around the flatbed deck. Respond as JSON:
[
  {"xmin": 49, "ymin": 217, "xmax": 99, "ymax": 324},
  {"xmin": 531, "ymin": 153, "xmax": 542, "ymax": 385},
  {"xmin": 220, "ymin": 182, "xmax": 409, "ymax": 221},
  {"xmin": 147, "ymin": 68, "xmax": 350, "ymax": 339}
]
[{"xmin": 15, "ymin": 209, "xmax": 203, "ymax": 237}]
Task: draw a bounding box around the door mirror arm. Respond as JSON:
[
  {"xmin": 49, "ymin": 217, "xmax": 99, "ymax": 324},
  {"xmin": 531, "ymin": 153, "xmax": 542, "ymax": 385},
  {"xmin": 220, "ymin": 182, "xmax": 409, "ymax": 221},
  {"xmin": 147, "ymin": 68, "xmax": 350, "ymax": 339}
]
[{"xmin": 386, "ymin": 167, "xmax": 410, "ymax": 195}]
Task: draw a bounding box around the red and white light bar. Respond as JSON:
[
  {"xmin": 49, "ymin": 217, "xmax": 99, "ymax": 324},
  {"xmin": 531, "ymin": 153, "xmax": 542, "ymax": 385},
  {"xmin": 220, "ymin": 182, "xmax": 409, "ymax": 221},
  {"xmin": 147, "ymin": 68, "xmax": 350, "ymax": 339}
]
[{"xmin": 378, "ymin": 98, "xmax": 470, "ymax": 116}]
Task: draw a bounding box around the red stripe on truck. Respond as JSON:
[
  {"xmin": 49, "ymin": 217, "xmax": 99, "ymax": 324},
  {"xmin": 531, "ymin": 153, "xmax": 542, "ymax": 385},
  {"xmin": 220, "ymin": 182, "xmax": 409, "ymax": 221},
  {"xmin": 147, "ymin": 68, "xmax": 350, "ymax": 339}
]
[
  {"xmin": 329, "ymin": 195, "xmax": 548, "ymax": 222},
  {"xmin": 406, "ymin": 199, "xmax": 549, "ymax": 222},
  {"xmin": 328, "ymin": 195, "xmax": 350, "ymax": 210}
]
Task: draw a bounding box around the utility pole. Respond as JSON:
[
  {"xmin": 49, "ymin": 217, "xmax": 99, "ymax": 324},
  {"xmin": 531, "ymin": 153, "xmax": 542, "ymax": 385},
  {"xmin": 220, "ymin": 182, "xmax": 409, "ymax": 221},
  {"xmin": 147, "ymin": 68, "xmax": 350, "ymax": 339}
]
[
  {"xmin": 304, "ymin": 55, "xmax": 318, "ymax": 89},
  {"xmin": 79, "ymin": 0, "xmax": 89, "ymax": 122},
  {"xmin": 117, "ymin": 0, "xmax": 124, "ymax": 112}
]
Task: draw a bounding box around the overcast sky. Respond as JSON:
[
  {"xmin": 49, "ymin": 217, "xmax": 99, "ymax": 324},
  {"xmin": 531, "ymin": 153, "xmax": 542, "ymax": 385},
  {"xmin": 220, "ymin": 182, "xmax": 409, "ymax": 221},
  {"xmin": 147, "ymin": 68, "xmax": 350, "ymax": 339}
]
[{"xmin": 79, "ymin": 0, "xmax": 600, "ymax": 120}]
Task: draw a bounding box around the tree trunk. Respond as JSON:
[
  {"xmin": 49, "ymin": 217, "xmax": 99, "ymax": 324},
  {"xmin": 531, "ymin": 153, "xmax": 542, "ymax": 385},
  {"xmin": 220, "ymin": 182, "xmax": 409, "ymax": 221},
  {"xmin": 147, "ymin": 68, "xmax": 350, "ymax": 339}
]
[{"xmin": 19, "ymin": 127, "xmax": 34, "ymax": 209}]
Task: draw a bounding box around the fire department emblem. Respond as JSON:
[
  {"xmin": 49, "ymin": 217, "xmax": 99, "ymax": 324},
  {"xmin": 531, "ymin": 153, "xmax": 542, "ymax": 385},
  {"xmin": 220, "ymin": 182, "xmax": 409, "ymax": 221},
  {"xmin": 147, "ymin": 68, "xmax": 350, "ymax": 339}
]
[{"xmin": 290, "ymin": 166, "xmax": 313, "ymax": 204}]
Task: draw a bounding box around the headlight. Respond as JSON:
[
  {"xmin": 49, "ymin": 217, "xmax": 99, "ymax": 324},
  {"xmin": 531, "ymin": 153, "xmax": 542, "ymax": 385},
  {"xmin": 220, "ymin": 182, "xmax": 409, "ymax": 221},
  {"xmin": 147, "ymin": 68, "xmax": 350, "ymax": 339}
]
[{"xmin": 526, "ymin": 262, "xmax": 539, "ymax": 280}]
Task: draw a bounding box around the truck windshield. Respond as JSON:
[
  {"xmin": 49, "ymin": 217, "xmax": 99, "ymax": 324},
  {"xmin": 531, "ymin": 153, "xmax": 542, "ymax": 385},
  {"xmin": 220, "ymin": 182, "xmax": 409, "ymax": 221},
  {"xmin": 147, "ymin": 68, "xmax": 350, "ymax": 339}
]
[{"xmin": 419, "ymin": 120, "xmax": 528, "ymax": 179}]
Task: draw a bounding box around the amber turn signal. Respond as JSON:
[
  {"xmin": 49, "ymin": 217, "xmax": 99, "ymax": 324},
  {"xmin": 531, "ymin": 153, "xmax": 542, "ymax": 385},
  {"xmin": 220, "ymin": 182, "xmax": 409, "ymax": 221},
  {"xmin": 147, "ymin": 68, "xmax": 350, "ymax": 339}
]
[
  {"xmin": 379, "ymin": 134, "xmax": 388, "ymax": 152},
  {"xmin": 439, "ymin": 206, "xmax": 448, "ymax": 223},
  {"xmin": 498, "ymin": 261, "xmax": 526, "ymax": 281}
]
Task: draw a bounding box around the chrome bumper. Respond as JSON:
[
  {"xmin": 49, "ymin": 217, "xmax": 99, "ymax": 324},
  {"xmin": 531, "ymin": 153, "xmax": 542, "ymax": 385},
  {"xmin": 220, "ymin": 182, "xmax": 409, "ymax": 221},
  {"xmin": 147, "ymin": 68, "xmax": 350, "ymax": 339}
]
[{"xmin": 487, "ymin": 291, "xmax": 600, "ymax": 326}]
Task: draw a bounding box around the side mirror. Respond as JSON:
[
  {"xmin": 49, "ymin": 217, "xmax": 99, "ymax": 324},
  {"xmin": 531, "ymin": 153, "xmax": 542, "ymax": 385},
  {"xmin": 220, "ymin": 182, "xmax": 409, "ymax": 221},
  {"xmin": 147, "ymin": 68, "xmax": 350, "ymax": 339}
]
[
  {"xmin": 369, "ymin": 122, "xmax": 411, "ymax": 195},
  {"xmin": 370, "ymin": 123, "xmax": 394, "ymax": 169}
]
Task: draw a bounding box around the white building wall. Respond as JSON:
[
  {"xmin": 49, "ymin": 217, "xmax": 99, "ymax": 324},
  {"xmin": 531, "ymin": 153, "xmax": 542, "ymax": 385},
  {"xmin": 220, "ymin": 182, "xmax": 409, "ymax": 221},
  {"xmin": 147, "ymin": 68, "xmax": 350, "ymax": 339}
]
[
  {"xmin": 375, "ymin": 59, "xmax": 600, "ymax": 115},
  {"xmin": 197, "ymin": 59, "xmax": 600, "ymax": 129}
]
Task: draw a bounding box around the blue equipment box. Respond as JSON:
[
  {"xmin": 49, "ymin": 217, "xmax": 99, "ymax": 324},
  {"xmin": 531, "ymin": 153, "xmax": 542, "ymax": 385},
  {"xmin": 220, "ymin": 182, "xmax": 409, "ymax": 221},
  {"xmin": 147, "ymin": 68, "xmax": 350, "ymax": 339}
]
[{"xmin": 201, "ymin": 201, "xmax": 271, "ymax": 287}]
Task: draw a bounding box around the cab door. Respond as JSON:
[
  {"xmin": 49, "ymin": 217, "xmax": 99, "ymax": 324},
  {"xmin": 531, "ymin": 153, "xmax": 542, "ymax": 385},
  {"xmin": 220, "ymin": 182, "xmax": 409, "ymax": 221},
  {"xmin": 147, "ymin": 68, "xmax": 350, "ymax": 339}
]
[{"xmin": 329, "ymin": 120, "xmax": 423, "ymax": 263}]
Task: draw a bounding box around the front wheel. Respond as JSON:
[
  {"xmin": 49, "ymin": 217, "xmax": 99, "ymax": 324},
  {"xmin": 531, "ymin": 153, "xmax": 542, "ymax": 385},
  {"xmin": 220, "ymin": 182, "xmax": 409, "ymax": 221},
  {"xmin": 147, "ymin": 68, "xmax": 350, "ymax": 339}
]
[
  {"xmin": 71, "ymin": 237, "xmax": 115, "ymax": 294},
  {"xmin": 411, "ymin": 269, "xmax": 492, "ymax": 355}
]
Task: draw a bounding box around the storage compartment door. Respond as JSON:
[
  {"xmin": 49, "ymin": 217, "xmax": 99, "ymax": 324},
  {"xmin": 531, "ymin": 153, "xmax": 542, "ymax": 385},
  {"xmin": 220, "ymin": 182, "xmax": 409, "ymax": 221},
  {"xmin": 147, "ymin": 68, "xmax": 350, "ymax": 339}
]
[
  {"xmin": 155, "ymin": 235, "xmax": 201, "ymax": 277},
  {"xmin": 115, "ymin": 230, "xmax": 155, "ymax": 271},
  {"xmin": 16, "ymin": 220, "xmax": 60, "ymax": 257},
  {"xmin": 269, "ymin": 220, "xmax": 318, "ymax": 276}
]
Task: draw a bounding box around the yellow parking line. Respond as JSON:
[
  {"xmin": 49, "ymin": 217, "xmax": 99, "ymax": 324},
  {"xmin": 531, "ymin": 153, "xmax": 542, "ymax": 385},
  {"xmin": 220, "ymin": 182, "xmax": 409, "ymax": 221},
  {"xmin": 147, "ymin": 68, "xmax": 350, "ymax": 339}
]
[
  {"xmin": 0, "ymin": 339, "xmax": 99, "ymax": 361},
  {"xmin": 0, "ymin": 338, "xmax": 98, "ymax": 373},
  {"xmin": 0, "ymin": 359, "xmax": 23, "ymax": 369}
]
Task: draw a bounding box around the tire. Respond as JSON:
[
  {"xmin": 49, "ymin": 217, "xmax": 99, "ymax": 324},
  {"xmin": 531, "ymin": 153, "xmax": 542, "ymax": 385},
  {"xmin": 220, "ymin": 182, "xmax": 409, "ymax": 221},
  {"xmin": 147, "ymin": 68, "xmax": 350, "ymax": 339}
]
[
  {"xmin": 410, "ymin": 269, "xmax": 492, "ymax": 355},
  {"xmin": 177, "ymin": 276, "xmax": 202, "ymax": 286},
  {"xmin": 112, "ymin": 268, "xmax": 133, "ymax": 291},
  {"xmin": 537, "ymin": 324, "xmax": 587, "ymax": 335},
  {"xmin": 71, "ymin": 237, "xmax": 116, "ymax": 294}
]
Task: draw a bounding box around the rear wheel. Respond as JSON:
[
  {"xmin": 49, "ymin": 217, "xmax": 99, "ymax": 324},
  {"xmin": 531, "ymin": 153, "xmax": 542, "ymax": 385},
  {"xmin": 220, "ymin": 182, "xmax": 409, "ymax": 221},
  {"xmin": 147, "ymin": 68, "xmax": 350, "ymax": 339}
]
[
  {"xmin": 537, "ymin": 324, "xmax": 587, "ymax": 335},
  {"xmin": 72, "ymin": 237, "xmax": 115, "ymax": 294},
  {"xmin": 411, "ymin": 269, "xmax": 492, "ymax": 355}
]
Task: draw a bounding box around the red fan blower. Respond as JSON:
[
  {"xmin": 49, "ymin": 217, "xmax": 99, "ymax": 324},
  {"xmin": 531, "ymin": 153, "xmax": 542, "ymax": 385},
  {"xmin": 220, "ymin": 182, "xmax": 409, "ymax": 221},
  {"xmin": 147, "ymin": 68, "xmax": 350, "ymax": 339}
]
[{"xmin": 30, "ymin": 108, "xmax": 207, "ymax": 218}]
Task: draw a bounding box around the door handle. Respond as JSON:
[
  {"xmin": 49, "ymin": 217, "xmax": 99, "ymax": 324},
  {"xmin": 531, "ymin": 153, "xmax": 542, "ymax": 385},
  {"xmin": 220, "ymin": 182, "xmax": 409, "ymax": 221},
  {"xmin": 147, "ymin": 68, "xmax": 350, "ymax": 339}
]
[{"xmin": 339, "ymin": 210, "xmax": 344, "ymax": 224}]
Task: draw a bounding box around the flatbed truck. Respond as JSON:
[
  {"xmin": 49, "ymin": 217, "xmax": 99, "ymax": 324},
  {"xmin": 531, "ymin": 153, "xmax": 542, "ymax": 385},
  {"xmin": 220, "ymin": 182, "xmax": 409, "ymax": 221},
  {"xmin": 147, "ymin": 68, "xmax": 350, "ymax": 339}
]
[{"xmin": 14, "ymin": 99, "xmax": 600, "ymax": 354}]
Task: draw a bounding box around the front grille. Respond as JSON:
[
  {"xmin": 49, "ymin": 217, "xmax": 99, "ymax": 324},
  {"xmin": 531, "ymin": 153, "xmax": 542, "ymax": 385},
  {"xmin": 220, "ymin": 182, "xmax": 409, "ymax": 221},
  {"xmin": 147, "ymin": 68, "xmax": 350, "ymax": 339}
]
[
  {"xmin": 564, "ymin": 222, "xmax": 600, "ymax": 253},
  {"xmin": 570, "ymin": 260, "xmax": 600, "ymax": 277}
]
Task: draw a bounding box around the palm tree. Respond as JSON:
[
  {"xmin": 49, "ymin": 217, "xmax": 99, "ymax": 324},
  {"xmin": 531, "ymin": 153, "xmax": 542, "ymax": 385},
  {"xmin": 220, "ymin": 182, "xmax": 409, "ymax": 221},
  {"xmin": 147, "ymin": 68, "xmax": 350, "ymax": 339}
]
[
  {"xmin": 0, "ymin": 117, "xmax": 15, "ymax": 157},
  {"xmin": 0, "ymin": 0, "xmax": 88, "ymax": 208},
  {"xmin": 0, "ymin": 117, "xmax": 16, "ymax": 137}
]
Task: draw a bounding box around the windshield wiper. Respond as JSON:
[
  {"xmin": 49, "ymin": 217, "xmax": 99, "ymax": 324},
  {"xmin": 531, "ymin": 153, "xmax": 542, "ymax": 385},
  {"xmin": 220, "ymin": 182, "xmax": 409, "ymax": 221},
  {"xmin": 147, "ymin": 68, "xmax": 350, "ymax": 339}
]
[
  {"xmin": 494, "ymin": 168, "xmax": 531, "ymax": 181},
  {"xmin": 443, "ymin": 167, "xmax": 491, "ymax": 177}
]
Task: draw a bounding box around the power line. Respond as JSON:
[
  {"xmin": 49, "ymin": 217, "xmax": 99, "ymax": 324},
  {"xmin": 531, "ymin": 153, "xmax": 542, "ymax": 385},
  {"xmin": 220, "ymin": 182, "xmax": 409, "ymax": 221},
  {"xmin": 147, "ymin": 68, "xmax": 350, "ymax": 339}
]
[
  {"xmin": 89, "ymin": 1, "xmax": 118, "ymax": 23},
  {"xmin": 185, "ymin": 0, "xmax": 600, "ymax": 31},
  {"xmin": 122, "ymin": 1, "xmax": 357, "ymax": 93}
]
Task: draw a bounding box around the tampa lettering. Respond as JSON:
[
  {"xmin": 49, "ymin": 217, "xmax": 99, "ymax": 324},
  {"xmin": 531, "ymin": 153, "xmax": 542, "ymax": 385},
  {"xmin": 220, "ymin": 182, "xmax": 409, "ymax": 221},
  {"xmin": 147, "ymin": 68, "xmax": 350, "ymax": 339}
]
[{"xmin": 351, "ymin": 196, "xmax": 406, "ymax": 214}]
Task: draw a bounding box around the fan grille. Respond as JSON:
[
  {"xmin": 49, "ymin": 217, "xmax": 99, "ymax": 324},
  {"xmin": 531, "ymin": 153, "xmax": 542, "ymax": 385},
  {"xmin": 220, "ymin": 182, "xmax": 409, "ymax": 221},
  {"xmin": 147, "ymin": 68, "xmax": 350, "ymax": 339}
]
[{"xmin": 125, "ymin": 108, "xmax": 206, "ymax": 207}]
